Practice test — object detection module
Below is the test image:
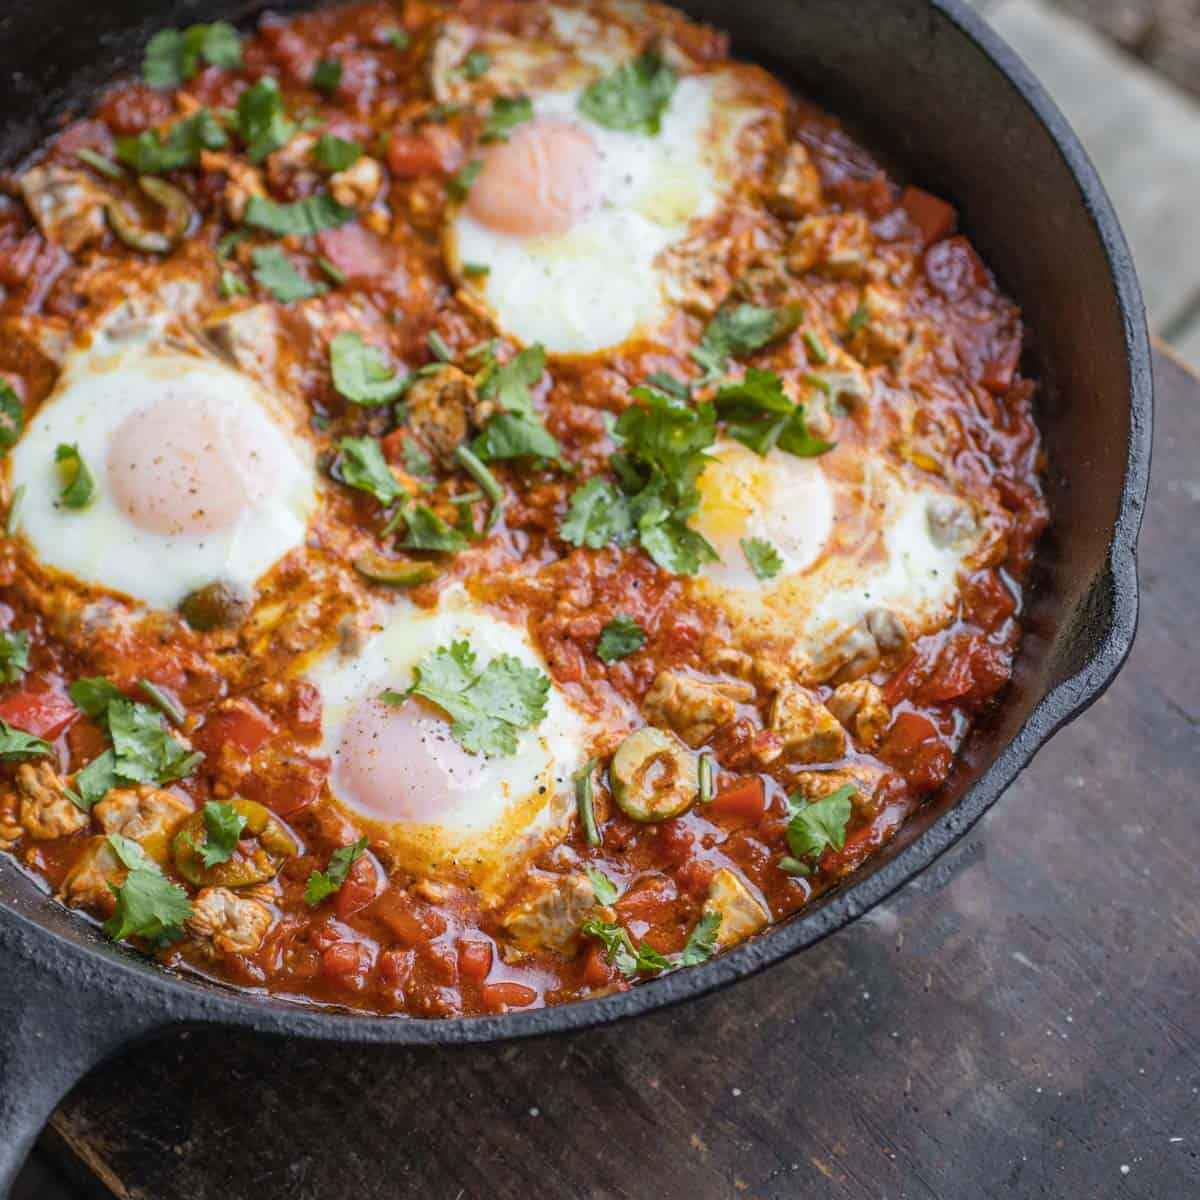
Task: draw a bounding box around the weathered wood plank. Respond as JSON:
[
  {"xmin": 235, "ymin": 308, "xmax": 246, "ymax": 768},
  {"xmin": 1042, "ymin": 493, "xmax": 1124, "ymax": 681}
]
[
  {"xmin": 23, "ymin": 346, "xmax": 1200, "ymax": 1199},
  {"xmin": 979, "ymin": 0, "xmax": 1200, "ymax": 336}
]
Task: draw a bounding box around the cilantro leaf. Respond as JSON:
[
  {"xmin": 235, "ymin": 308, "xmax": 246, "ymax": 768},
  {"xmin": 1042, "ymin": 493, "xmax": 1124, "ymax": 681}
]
[
  {"xmin": 104, "ymin": 833, "xmax": 192, "ymax": 942},
  {"xmin": 462, "ymin": 50, "xmax": 492, "ymax": 80},
  {"xmin": 679, "ymin": 910, "xmax": 722, "ymax": 965},
  {"xmin": 786, "ymin": 784, "xmax": 856, "ymax": 861},
  {"xmin": 597, "ymin": 615, "xmax": 645, "ymax": 663},
  {"xmin": 397, "ymin": 503, "xmax": 468, "ymax": 552},
  {"xmin": 235, "ymin": 77, "xmax": 296, "ymax": 162},
  {"xmin": 561, "ymin": 477, "xmax": 633, "ymax": 549},
  {"xmin": 195, "ymin": 800, "xmax": 247, "ymax": 867},
  {"xmin": 69, "ymin": 677, "xmax": 126, "ymax": 719},
  {"xmin": 143, "ymin": 22, "xmax": 242, "ymax": 88},
  {"xmin": 311, "ymin": 58, "xmax": 342, "ymax": 96},
  {"xmin": 314, "ymin": 133, "xmax": 361, "ymax": 171},
  {"xmin": 477, "ymin": 345, "xmax": 545, "ymax": 418},
  {"xmin": 0, "ymin": 720, "xmax": 52, "ymax": 760},
  {"xmin": 403, "ymin": 641, "xmax": 549, "ymax": 756},
  {"xmin": 106, "ymin": 698, "xmax": 201, "ymax": 785},
  {"xmin": 115, "ymin": 108, "xmax": 227, "ymax": 174},
  {"xmin": 741, "ymin": 536, "xmax": 783, "ymax": 581},
  {"xmin": 335, "ymin": 436, "xmax": 407, "ymax": 505},
  {"xmin": 691, "ymin": 302, "xmax": 804, "ymax": 378},
  {"xmin": 472, "ymin": 412, "xmax": 561, "ymax": 462},
  {"xmin": 251, "ymin": 245, "xmax": 328, "ymax": 303},
  {"xmin": 482, "ymin": 95, "xmax": 533, "ymax": 143},
  {"xmin": 55, "ymin": 443, "xmax": 95, "ymax": 510},
  {"xmin": 448, "ymin": 160, "xmax": 482, "ymax": 201},
  {"xmin": 584, "ymin": 864, "xmax": 619, "ymax": 906},
  {"xmin": 0, "ymin": 381, "xmax": 23, "ymax": 455},
  {"xmin": 401, "ymin": 439, "xmax": 435, "ymax": 478},
  {"xmin": 242, "ymin": 192, "xmax": 355, "ymax": 237},
  {"xmin": 581, "ymin": 918, "xmax": 669, "ymax": 977},
  {"xmin": 330, "ymin": 332, "xmax": 406, "ymax": 405},
  {"xmin": 472, "ymin": 344, "xmax": 561, "ymax": 461},
  {"xmin": 69, "ymin": 749, "xmax": 118, "ymax": 811},
  {"xmin": 304, "ymin": 836, "xmax": 368, "ymax": 906},
  {"xmin": 714, "ymin": 369, "xmax": 834, "ymax": 459},
  {"xmin": 578, "ymin": 52, "xmax": 677, "ymax": 135},
  {"xmin": 0, "ymin": 630, "xmax": 30, "ymax": 684}
]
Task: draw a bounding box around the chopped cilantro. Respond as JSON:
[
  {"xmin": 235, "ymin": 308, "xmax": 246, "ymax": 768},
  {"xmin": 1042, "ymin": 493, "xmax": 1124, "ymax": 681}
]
[
  {"xmin": 462, "ymin": 50, "xmax": 492, "ymax": 79},
  {"xmin": 846, "ymin": 298, "xmax": 871, "ymax": 336},
  {"xmin": 578, "ymin": 52, "xmax": 676, "ymax": 135},
  {"xmin": 242, "ymin": 192, "xmax": 355, "ymax": 237},
  {"xmin": 597, "ymin": 615, "xmax": 645, "ymax": 663},
  {"xmin": 104, "ymin": 833, "xmax": 192, "ymax": 942},
  {"xmin": 448, "ymin": 160, "xmax": 483, "ymax": 201},
  {"xmin": 251, "ymin": 246, "xmax": 328, "ymax": 303},
  {"xmin": 54, "ymin": 444, "xmax": 95, "ymax": 509},
  {"xmin": 138, "ymin": 680, "xmax": 185, "ymax": 727},
  {"xmin": 472, "ymin": 412, "xmax": 561, "ymax": 463},
  {"xmin": 575, "ymin": 757, "xmax": 601, "ymax": 847},
  {"xmin": 219, "ymin": 268, "xmax": 248, "ymax": 298},
  {"xmin": 453, "ymin": 445, "xmax": 504, "ymax": 531},
  {"xmin": 0, "ymin": 381, "xmax": 23, "ymax": 454},
  {"xmin": 461, "ymin": 261, "xmax": 490, "ymax": 278},
  {"xmin": 691, "ymin": 302, "xmax": 804, "ymax": 379},
  {"xmin": 107, "ymin": 698, "xmax": 201, "ymax": 784},
  {"xmin": 481, "ymin": 95, "xmax": 533, "ymax": 143},
  {"xmin": 560, "ymin": 477, "xmax": 633, "ymax": 549},
  {"xmin": 393, "ymin": 640, "xmax": 550, "ymax": 757},
  {"xmin": 740, "ymin": 536, "xmax": 783, "ymax": 581},
  {"xmin": 679, "ymin": 910, "xmax": 722, "ymax": 965},
  {"xmin": 471, "ymin": 344, "xmax": 561, "ymax": 463},
  {"xmin": 313, "ymin": 132, "xmax": 361, "ymax": 171},
  {"xmin": 714, "ymin": 369, "xmax": 834, "ymax": 459},
  {"xmin": 584, "ymin": 864, "xmax": 619, "ymax": 906},
  {"xmin": 427, "ymin": 330, "xmax": 454, "ymax": 362},
  {"xmin": 397, "ymin": 502, "xmax": 468, "ymax": 552},
  {"xmin": 335, "ymin": 436, "xmax": 407, "ymax": 506},
  {"xmin": 114, "ymin": 108, "xmax": 227, "ymax": 174},
  {"xmin": 383, "ymin": 27, "xmax": 410, "ymax": 50},
  {"xmin": 194, "ymin": 800, "xmax": 247, "ymax": 868},
  {"xmin": 304, "ymin": 836, "xmax": 368, "ymax": 906},
  {"xmin": 311, "ymin": 58, "xmax": 342, "ymax": 96},
  {"xmin": 581, "ymin": 918, "xmax": 669, "ymax": 977},
  {"xmin": 804, "ymin": 329, "xmax": 829, "ymax": 364},
  {"xmin": 0, "ymin": 720, "xmax": 52, "ymax": 760},
  {"xmin": 785, "ymin": 783, "xmax": 856, "ymax": 863},
  {"xmin": 142, "ymin": 22, "xmax": 242, "ymax": 88},
  {"xmin": 0, "ymin": 630, "xmax": 30, "ymax": 684},
  {"xmin": 330, "ymin": 332, "xmax": 406, "ymax": 405},
  {"xmin": 235, "ymin": 77, "xmax": 296, "ymax": 162},
  {"xmin": 68, "ymin": 749, "xmax": 118, "ymax": 812},
  {"xmin": 6, "ymin": 484, "xmax": 24, "ymax": 535},
  {"xmin": 69, "ymin": 677, "xmax": 126, "ymax": 719},
  {"xmin": 401, "ymin": 439, "xmax": 435, "ymax": 478}
]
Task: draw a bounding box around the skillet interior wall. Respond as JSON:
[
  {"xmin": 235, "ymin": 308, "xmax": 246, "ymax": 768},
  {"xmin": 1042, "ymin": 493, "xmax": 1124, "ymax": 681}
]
[{"xmin": 0, "ymin": 0, "xmax": 1136, "ymax": 898}]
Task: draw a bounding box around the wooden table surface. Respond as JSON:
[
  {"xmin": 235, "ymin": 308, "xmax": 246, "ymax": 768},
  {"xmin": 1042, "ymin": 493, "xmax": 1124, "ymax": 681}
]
[{"xmin": 13, "ymin": 344, "xmax": 1195, "ymax": 1200}]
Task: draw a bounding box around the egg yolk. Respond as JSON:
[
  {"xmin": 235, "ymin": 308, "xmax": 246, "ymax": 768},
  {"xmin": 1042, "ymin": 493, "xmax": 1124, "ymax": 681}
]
[
  {"xmin": 334, "ymin": 695, "xmax": 486, "ymax": 825},
  {"xmin": 467, "ymin": 117, "xmax": 600, "ymax": 237},
  {"xmin": 107, "ymin": 390, "xmax": 281, "ymax": 536}
]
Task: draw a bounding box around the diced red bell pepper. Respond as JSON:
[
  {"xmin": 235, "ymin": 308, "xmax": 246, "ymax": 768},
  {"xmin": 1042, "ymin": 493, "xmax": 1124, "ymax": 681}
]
[
  {"xmin": 0, "ymin": 690, "xmax": 78, "ymax": 739},
  {"xmin": 709, "ymin": 777, "xmax": 766, "ymax": 821},
  {"xmin": 457, "ymin": 939, "xmax": 493, "ymax": 984},
  {"xmin": 901, "ymin": 186, "xmax": 957, "ymax": 245}
]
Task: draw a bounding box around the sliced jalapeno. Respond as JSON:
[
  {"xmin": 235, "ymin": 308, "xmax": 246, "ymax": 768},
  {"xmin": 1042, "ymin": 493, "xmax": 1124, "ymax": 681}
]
[
  {"xmin": 353, "ymin": 549, "xmax": 438, "ymax": 588},
  {"xmin": 173, "ymin": 797, "xmax": 298, "ymax": 888},
  {"xmin": 107, "ymin": 176, "xmax": 195, "ymax": 254},
  {"xmin": 610, "ymin": 727, "xmax": 700, "ymax": 823}
]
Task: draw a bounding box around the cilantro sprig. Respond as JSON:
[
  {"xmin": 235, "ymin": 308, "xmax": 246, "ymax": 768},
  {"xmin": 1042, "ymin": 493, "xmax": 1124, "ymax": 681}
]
[
  {"xmin": 780, "ymin": 784, "xmax": 856, "ymax": 874},
  {"xmin": 0, "ymin": 720, "xmax": 52, "ymax": 761},
  {"xmin": 104, "ymin": 833, "xmax": 192, "ymax": 942},
  {"xmin": 714, "ymin": 369, "xmax": 834, "ymax": 459},
  {"xmin": 578, "ymin": 52, "xmax": 677, "ymax": 135},
  {"xmin": 386, "ymin": 641, "xmax": 550, "ymax": 757},
  {"xmin": 330, "ymin": 332, "xmax": 407, "ymax": 406},
  {"xmin": 142, "ymin": 22, "xmax": 242, "ymax": 88},
  {"xmin": 305, "ymin": 836, "xmax": 368, "ymax": 906},
  {"xmin": 55, "ymin": 444, "xmax": 95, "ymax": 510},
  {"xmin": 740, "ymin": 536, "xmax": 783, "ymax": 581},
  {"xmin": 597, "ymin": 615, "xmax": 645, "ymax": 663},
  {"xmin": 235, "ymin": 77, "xmax": 296, "ymax": 163},
  {"xmin": 691, "ymin": 302, "xmax": 804, "ymax": 380},
  {"xmin": 470, "ymin": 344, "xmax": 562, "ymax": 464},
  {"xmin": 115, "ymin": 108, "xmax": 227, "ymax": 174},
  {"xmin": 191, "ymin": 800, "xmax": 247, "ymax": 868},
  {"xmin": 481, "ymin": 95, "xmax": 533, "ymax": 143},
  {"xmin": 252, "ymin": 246, "xmax": 328, "ymax": 303},
  {"xmin": 582, "ymin": 908, "xmax": 722, "ymax": 979}
]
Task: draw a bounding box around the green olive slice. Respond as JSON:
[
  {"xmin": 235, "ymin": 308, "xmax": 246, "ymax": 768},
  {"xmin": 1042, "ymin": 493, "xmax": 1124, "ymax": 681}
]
[
  {"xmin": 107, "ymin": 176, "xmax": 195, "ymax": 254},
  {"xmin": 610, "ymin": 727, "xmax": 700, "ymax": 823},
  {"xmin": 354, "ymin": 550, "xmax": 438, "ymax": 588},
  {"xmin": 173, "ymin": 798, "xmax": 298, "ymax": 888},
  {"xmin": 179, "ymin": 581, "xmax": 250, "ymax": 631}
]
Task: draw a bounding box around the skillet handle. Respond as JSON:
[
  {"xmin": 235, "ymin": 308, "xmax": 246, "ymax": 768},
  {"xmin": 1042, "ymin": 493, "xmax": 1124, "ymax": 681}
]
[{"xmin": 0, "ymin": 915, "xmax": 172, "ymax": 1197}]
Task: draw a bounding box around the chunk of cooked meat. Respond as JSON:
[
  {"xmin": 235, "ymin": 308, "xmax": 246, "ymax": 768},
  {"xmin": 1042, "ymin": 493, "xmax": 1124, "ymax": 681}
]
[
  {"xmin": 768, "ymin": 143, "xmax": 823, "ymax": 218},
  {"xmin": 200, "ymin": 150, "xmax": 266, "ymax": 223},
  {"xmin": 59, "ymin": 836, "xmax": 123, "ymax": 911},
  {"xmin": 16, "ymin": 761, "xmax": 88, "ymax": 840},
  {"xmin": 763, "ymin": 684, "xmax": 846, "ymax": 764},
  {"xmin": 644, "ymin": 672, "xmax": 755, "ymax": 749},
  {"xmin": 830, "ymin": 608, "xmax": 911, "ymax": 680},
  {"xmin": 186, "ymin": 886, "xmax": 273, "ymax": 957},
  {"xmin": 405, "ymin": 364, "xmax": 478, "ymax": 463},
  {"xmin": 501, "ymin": 873, "xmax": 596, "ymax": 951},
  {"xmin": 703, "ymin": 868, "xmax": 768, "ymax": 950},
  {"xmin": 330, "ymin": 156, "xmax": 383, "ymax": 210},
  {"xmin": 203, "ymin": 304, "xmax": 278, "ymax": 380},
  {"xmin": 791, "ymin": 764, "xmax": 884, "ymax": 808},
  {"xmin": 94, "ymin": 786, "xmax": 191, "ymax": 861},
  {"xmin": 660, "ymin": 230, "xmax": 738, "ymax": 317},
  {"xmin": 19, "ymin": 164, "xmax": 108, "ymax": 252},
  {"xmin": 848, "ymin": 283, "xmax": 912, "ymax": 365},
  {"xmin": 787, "ymin": 213, "xmax": 876, "ymax": 281},
  {"xmin": 827, "ymin": 680, "xmax": 891, "ymax": 749}
]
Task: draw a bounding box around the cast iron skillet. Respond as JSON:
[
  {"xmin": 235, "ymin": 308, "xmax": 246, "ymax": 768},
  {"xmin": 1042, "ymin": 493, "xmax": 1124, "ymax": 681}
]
[{"xmin": 0, "ymin": 0, "xmax": 1152, "ymax": 1188}]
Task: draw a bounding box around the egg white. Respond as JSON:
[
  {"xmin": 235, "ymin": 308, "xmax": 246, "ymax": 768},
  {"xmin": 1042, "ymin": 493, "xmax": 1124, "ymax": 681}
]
[
  {"xmin": 307, "ymin": 592, "xmax": 596, "ymax": 898},
  {"xmin": 448, "ymin": 73, "xmax": 764, "ymax": 354},
  {"xmin": 8, "ymin": 311, "xmax": 316, "ymax": 611}
]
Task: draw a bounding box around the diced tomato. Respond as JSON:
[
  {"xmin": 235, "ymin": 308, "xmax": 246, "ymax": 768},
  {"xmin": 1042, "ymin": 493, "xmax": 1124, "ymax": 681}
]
[
  {"xmin": 95, "ymin": 82, "xmax": 171, "ymax": 135},
  {"xmin": 880, "ymin": 711, "xmax": 952, "ymax": 791},
  {"xmin": 961, "ymin": 570, "xmax": 1017, "ymax": 630},
  {"xmin": 335, "ymin": 854, "xmax": 380, "ymax": 921},
  {"xmin": 710, "ymin": 777, "xmax": 766, "ymax": 822},
  {"xmin": 240, "ymin": 755, "xmax": 327, "ymax": 818},
  {"xmin": 315, "ymin": 224, "xmax": 403, "ymax": 284},
  {"xmin": 377, "ymin": 948, "xmax": 413, "ymax": 989},
  {"xmin": 320, "ymin": 941, "xmax": 372, "ymax": 989},
  {"xmin": 652, "ymin": 821, "xmax": 695, "ymax": 871},
  {"xmin": 369, "ymin": 891, "xmax": 447, "ymax": 946},
  {"xmin": 386, "ymin": 126, "xmax": 462, "ymax": 178},
  {"xmin": 901, "ymin": 186, "xmax": 957, "ymax": 245},
  {"xmin": 674, "ymin": 856, "xmax": 716, "ymax": 899},
  {"xmin": 457, "ymin": 938, "xmax": 493, "ymax": 983},
  {"xmin": 583, "ymin": 944, "xmax": 614, "ymax": 989},
  {"xmin": 480, "ymin": 981, "xmax": 537, "ymax": 1011},
  {"xmin": 923, "ymin": 642, "xmax": 976, "ymax": 703},
  {"xmin": 925, "ymin": 236, "xmax": 989, "ymax": 300},
  {"xmin": 0, "ymin": 690, "xmax": 78, "ymax": 739},
  {"xmin": 616, "ymin": 879, "xmax": 678, "ymax": 927},
  {"xmin": 201, "ymin": 701, "xmax": 275, "ymax": 756}
]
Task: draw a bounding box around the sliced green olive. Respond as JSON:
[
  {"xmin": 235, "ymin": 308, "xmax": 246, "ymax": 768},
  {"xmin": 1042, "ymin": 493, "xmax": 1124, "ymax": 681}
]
[
  {"xmin": 173, "ymin": 797, "xmax": 298, "ymax": 888},
  {"xmin": 354, "ymin": 549, "xmax": 438, "ymax": 588},
  {"xmin": 610, "ymin": 727, "xmax": 700, "ymax": 823},
  {"xmin": 107, "ymin": 176, "xmax": 195, "ymax": 254},
  {"xmin": 179, "ymin": 581, "xmax": 250, "ymax": 631}
]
